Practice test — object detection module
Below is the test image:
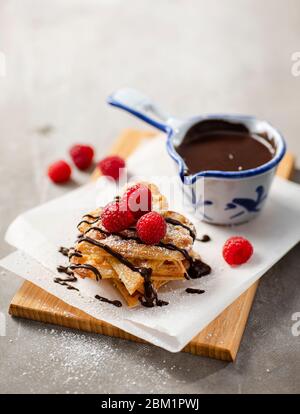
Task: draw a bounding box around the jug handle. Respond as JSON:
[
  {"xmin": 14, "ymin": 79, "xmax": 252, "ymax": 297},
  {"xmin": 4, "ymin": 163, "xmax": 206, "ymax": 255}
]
[{"xmin": 107, "ymin": 88, "xmax": 180, "ymax": 133}]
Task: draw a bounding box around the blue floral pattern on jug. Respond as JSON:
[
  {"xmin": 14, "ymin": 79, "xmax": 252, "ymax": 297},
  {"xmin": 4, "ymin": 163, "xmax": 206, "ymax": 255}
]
[
  {"xmin": 195, "ymin": 199, "xmax": 214, "ymax": 221},
  {"xmin": 225, "ymin": 185, "xmax": 267, "ymax": 220}
]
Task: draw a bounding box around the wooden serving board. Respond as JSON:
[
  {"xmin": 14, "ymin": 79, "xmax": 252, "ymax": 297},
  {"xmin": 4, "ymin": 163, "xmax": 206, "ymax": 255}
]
[{"xmin": 9, "ymin": 129, "xmax": 295, "ymax": 361}]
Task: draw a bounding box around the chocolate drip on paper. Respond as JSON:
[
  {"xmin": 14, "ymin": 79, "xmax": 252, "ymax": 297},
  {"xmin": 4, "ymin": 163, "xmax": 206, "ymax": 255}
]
[
  {"xmin": 54, "ymin": 280, "xmax": 79, "ymax": 291},
  {"xmin": 54, "ymin": 266, "xmax": 78, "ymax": 290},
  {"xmin": 95, "ymin": 294, "xmax": 122, "ymax": 308},
  {"xmin": 59, "ymin": 246, "xmax": 69, "ymax": 257},
  {"xmin": 57, "ymin": 265, "xmax": 74, "ymax": 277},
  {"xmin": 185, "ymin": 288, "xmax": 205, "ymax": 294},
  {"xmin": 196, "ymin": 234, "xmax": 211, "ymax": 243}
]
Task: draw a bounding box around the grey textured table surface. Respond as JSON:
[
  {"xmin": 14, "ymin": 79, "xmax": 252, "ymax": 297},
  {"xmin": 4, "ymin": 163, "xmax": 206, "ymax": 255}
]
[{"xmin": 0, "ymin": 0, "xmax": 300, "ymax": 394}]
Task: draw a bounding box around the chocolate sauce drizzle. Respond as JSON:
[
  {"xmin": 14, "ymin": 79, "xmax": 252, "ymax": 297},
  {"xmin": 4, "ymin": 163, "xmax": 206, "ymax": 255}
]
[
  {"xmin": 185, "ymin": 288, "xmax": 205, "ymax": 294},
  {"xmin": 57, "ymin": 245, "xmax": 101, "ymax": 287},
  {"xmin": 59, "ymin": 246, "xmax": 69, "ymax": 257},
  {"xmin": 59, "ymin": 246, "xmax": 83, "ymax": 260},
  {"xmin": 83, "ymin": 214, "xmax": 101, "ymax": 220},
  {"xmin": 165, "ymin": 217, "xmax": 196, "ymax": 241},
  {"xmin": 161, "ymin": 226, "xmax": 210, "ymax": 279},
  {"xmin": 84, "ymin": 226, "xmax": 114, "ymax": 238},
  {"xmin": 85, "ymin": 226, "xmax": 210, "ymax": 278},
  {"xmin": 69, "ymin": 264, "xmax": 102, "ymax": 281},
  {"xmin": 57, "ymin": 265, "xmax": 74, "ymax": 276},
  {"xmin": 54, "ymin": 281, "xmax": 79, "ymax": 291},
  {"xmin": 95, "ymin": 294, "xmax": 122, "ymax": 308},
  {"xmin": 196, "ymin": 234, "xmax": 211, "ymax": 243},
  {"xmin": 68, "ymin": 250, "xmax": 83, "ymax": 259},
  {"xmin": 156, "ymin": 299, "xmax": 169, "ymax": 307},
  {"xmin": 77, "ymin": 236, "xmax": 151, "ymax": 278},
  {"xmin": 157, "ymin": 242, "xmax": 211, "ymax": 279},
  {"xmin": 77, "ymin": 218, "xmax": 99, "ymax": 229},
  {"xmin": 54, "ymin": 266, "xmax": 78, "ymax": 290},
  {"xmin": 84, "ymin": 225, "xmax": 211, "ymax": 279},
  {"xmin": 138, "ymin": 272, "xmax": 169, "ymax": 308},
  {"xmin": 77, "ymin": 236, "xmax": 161, "ymax": 307}
]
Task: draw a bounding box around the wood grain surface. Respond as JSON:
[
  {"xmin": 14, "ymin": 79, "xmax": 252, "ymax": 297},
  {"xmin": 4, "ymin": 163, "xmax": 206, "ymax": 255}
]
[{"xmin": 9, "ymin": 129, "xmax": 295, "ymax": 361}]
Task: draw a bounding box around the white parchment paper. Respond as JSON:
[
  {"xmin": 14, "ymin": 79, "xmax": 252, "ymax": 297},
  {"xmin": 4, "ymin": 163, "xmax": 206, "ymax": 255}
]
[{"xmin": 1, "ymin": 136, "xmax": 300, "ymax": 352}]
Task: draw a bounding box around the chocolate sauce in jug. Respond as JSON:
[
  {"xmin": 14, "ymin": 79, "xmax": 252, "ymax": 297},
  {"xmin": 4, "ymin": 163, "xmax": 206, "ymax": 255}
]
[{"xmin": 177, "ymin": 120, "xmax": 274, "ymax": 174}]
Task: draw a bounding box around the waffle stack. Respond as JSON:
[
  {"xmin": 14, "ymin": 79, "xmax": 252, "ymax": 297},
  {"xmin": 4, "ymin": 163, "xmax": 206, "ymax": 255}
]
[{"xmin": 68, "ymin": 183, "xmax": 203, "ymax": 307}]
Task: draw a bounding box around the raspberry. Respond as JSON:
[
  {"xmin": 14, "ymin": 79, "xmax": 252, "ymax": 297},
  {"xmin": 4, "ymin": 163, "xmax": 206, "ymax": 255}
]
[
  {"xmin": 70, "ymin": 144, "xmax": 94, "ymax": 170},
  {"xmin": 223, "ymin": 236, "xmax": 253, "ymax": 265},
  {"xmin": 101, "ymin": 201, "xmax": 135, "ymax": 233},
  {"xmin": 136, "ymin": 212, "xmax": 166, "ymax": 245},
  {"xmin": 98, "ymin": 155, "xmax": 125, "ymax": 180},
  {"xmin": 122, "ymin": 184, "xmax": 152, "ymax": 219},
  {"xmin": 47, "ymin": 160, "xmax": 71, "ymax": 184}
]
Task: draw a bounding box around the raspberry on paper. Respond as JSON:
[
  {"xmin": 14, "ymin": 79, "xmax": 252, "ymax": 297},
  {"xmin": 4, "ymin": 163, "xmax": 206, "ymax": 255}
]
[{"xmin": 223, "ymin": 236, "xmax": 253, "ymax": 265}]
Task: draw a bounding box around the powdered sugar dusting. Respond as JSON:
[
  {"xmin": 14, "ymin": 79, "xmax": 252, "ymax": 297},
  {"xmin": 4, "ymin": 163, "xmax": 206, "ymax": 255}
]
[{"xmin": 8, "ymin": 323, "xmax": 190, "ymax": 393}]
